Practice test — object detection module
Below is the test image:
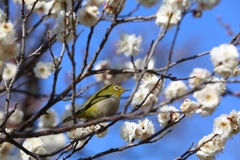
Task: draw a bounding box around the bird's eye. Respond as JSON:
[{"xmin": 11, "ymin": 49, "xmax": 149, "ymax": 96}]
[{"xmin": 114, "ymin": 86, "xmax": 119, "ymax": 90}]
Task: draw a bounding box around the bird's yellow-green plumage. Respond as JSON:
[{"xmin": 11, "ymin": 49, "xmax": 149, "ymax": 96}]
[{"xmin": 63, "ymin": 84, "xmax": 127, "ymax": 123}]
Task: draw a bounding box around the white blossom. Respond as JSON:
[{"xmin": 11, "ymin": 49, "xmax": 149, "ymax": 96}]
[
  {"xmin": 0, "ymin": 142, "xmax": 14, "ymax": 158},
  {"xmin": 141, "ymin": 73, "xmax": 163, "ymax": 94},
  {"xmin": 237, "ymin": 111, "xmax": 240, "ymax": 128},
  {"xmin": 195, "ymin": 0, "xmax": 220, "ymax": 11},
  {"xmin": 89, "ymin": 123, "xmax": 108, "ymax": 138},
  {"xmin": 232, "ymin": 66, "xmax": 240, "ymax": 77},
  {"xmin": 125, "ymin": 58, "xmax": 155, "ymax": 70},
  {"xmin": 194, "ymin": 85, "xmax": 220, "ymax": 116},
  {"xmin": 2, "ymin": 63, "xmax": 17, "ymax": 81},
  {"xmin": 164, "ymin": 80, "xmax": 187, "ymax": 100},
  {"xmin": 20, "ymin": 138, "xmax": 46, "ymax": 160},
  {"xmin": 132, "ymin": 74, "xmax": 163, "ymax": 110},
  {"xmin": 67, "ymin": 127, "xmax": 91, "ymax": 139},
  {"xmin": 0, "ymin": 42, "xmax": 19, "ymax": 61},
  {"xmin": 120, "ymin": 122, "xmax": 142, "ymax": 143},
  {"xmin": 40, "ymin": 133, "xmax": 66, "ymax": 153},
  {"xmin": 104, "ymin": 0, "xmax": 126, "ymax": 14},
  {"xmin": 0, "ymin": 21, "xmax": 18, "ymax": 50},
  {"xmin": 116, "ymin": 34, "xmax": 142, "ymax": 57},
  {"xmin": 196, "ymin": 133, "xmax": 226, "ymax": 160},
  {"xmin": 211, "ymin": 76, "xmax": 226, "ymax": 95},
  {"xmin": 138, "ymin": 119, "xmax": 155, "ymax": 140},
  {"xmin": 155, "ymin": 3, "xmax": 182, "ymax": 27},
  {"xmin": 158, "ymin": 105, "xmax": 180, "ymax": 127},
  {"xmin": 188, "ymin": 68, "xmax": 211, "ymax": 88},
  {"xmin": 131, "ymin": 87, "xmax": 156, "ymax": 109},
  {"xmin": 77, "ymin": 6, "xmax": 99, "ymax": 27},
  {"xmin": 210, "ymin": 44, "xmax": 239, "ymax": 77},
  {"xmin": 38, "ymin": 109, "xmax": 59, "ymax": 128},
  {"xmin": 33, "ymin": 61, "xmax": 54, "ymax": 79},
  {"xmin": 8, "ymin": 108, "xmax": 24, "ymax": 125},
  {"xmin": 136, "ymin": 0, "xmax": 159, "ymax": 8},
  {"xmin": 180, "ymin": 99, "xmax": 199, "ymax": 116},
  {"xmin": 213, "ymin": 114, "xmax": 233, "ymax": 138},
  {"xmin": 0, "ymin": 22, "xmax": 19, "ymax": 61},
  {"xmin": 227, "ymin": 110, "xmax": 239, "ymax": 134}
]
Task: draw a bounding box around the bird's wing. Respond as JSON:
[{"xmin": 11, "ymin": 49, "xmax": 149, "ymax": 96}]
[{"xmin": 74, "ymin": 93, "xmax": 112, "ymax": 115}]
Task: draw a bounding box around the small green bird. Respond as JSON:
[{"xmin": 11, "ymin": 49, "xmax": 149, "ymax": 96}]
[{"xmin": 62, "ymin": 84, "xmax": 127, "ymax": 123}]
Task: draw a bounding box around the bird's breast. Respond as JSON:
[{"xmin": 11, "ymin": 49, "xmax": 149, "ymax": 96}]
[{"xmin": 92, "ymin": 95, "xmax": 120, "ymax": 118}]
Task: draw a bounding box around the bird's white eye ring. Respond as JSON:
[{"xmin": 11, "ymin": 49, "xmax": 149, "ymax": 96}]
[{"xmin": 114, "ymin": 86, "xmax": 119, "ymax": 90}]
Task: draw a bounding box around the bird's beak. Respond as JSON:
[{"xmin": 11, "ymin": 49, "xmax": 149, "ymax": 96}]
[{"xmin": 123, "ymin": 89, "xmax": 130, "ymax": 92}]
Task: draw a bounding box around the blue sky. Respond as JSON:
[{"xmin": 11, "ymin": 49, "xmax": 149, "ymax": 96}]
[
  {"xmin": 3, "ymin": 0, "xmax": 240, "ymax": 159},
  {"xmin": 55, "ymin": 1, "xmax": 240, "ymax": 160},
  {"xmin": 52, "ymin": 1, "xmax": 240, "ymax": 159}
]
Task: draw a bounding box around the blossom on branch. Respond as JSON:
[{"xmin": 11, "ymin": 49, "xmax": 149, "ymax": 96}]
[
  {"xmin": 104, "ymin": 0, "xmax": 126, "ymax": 14},
  {"xmin": 38, "ymin": 109, "xmax": 59, "ymax": 128},
  {"xmin": 180, "ymin": 99, "xmax": 199, "ymax": 116},
  {"xmin": 121, "ymin": 122, "xmax": 142, "ymax": 143},
  {"xmin": 194, "ymin": 85, "xmax": 220, "ymax": 116},
  {"xmin": 210, "ymin": 44, "xmax": 239, "ymax": 78},
  {"xmin": 20, "ymin": 138, "xmax": 46, "ymax": 160},
  {"xmin": 155, "ymin": 2, "xmax": 182, "ymax": 27},
  {"xmin": 138, "ymin": 119, "xmax": 155, "ymax": 140},
  {"xmin": 116, "ymin": 34, "xmax": 142, "ymax": 57},
  {"xmin": 131, "ymin": 73, "xmax": 163, "ymax": 110},
  {"xmin": 120, "ymin": 119, "xmax": 155, "ymax": 143},
  {"xmin": 2, "ymin": 63, "xmax": 17, "ymax": 81},
  {"xmin": 188, "ymin": 68, "xmax": 211, "ymax": 88},
  {"xmin": 33, "ymin": 61, "xmax": 55, "ymax": 79},
  {"xmin": 164, "ymin": 80, "xmax": 188, "ymax": 100},
  {"xmin": 197, "ymin": 110, "xmax": 240, "ymax": 159},
  {"xmin": 0, "ymin": 21, "xmax": 19, "ymax": 61},
  {"xmin": 196, "ymin": 133, "xmax": 225, "ymax": 160},
  {"xmin": 77, "ymin": 6, "xmax": 99, "ymax": 27},
  {"xmin": 8, "ymin": 108, "xmax": 24, "ymax": 126},
  {"xmin": 157, "ymin": 105, "xmax": 180, "ymax": 127}
]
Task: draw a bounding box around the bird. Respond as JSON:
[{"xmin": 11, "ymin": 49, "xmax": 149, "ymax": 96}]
[{"xmin": 62, "ymin": 84, "xmax": 128, "ymax": 123}]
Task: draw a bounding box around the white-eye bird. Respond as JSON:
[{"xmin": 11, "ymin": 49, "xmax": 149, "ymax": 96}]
[{"xmin": 63, "ymin": 84, "xmax": 127, "ymax": 123}]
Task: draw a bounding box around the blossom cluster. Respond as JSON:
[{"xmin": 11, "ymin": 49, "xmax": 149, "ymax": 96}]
[
  {"xmin": 116, "ymin": 34, "xmax": 142, "ymax": 57},
  {"xmin": 121, "ymin": 119, "xmax": 155, "ymax": 143},
  {"xmin": 131, "ymin": 73, "xmax": 164, "ymax": 110},
  {"xmin": 164, "ymin": 67, "xmax": 228, "ymax": 117},
  {"xmin": 210, "ymin": 44, "xmax": 239, "ymax": 78},
  {"xmin": 196, "ymin": 110, "xmax": 240, "ymax": 159},
  {"xmin": 0, "ymin": 9, "xmax": 19, "ymax": 77},
  {"xmin": 155, "ymin": 0, "xmax": 220, "ymax": 27},
  {"xmin": 33, "ymin": 61, "xmax": 55, "ymax": 79},
  {"xmin": 0, "ymin": 107, "xmax": 66, "ymax": 159}
]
